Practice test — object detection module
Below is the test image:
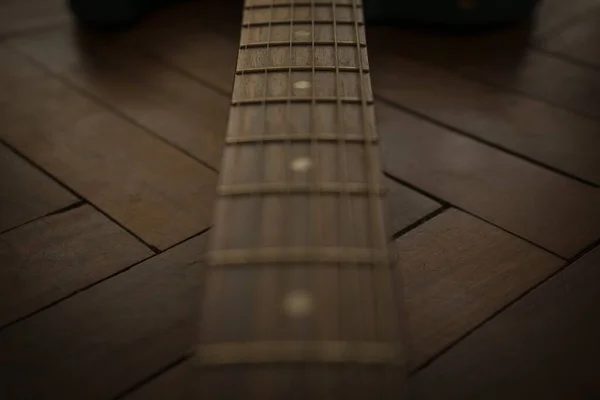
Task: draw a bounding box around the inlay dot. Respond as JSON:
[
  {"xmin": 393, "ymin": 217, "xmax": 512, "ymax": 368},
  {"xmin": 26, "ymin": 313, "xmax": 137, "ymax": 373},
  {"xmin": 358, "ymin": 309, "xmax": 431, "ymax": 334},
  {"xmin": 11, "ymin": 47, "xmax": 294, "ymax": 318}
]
[
  {"xmin": 294, "ymin": 80, "xmax": 311, "ymax": 90},
  {"xmin": 282, "ymin": 290, "xmax": 314, "ymax": 318},
  {"xmin": 295, "ymin": 30, "xmax": 310, "ymax": 38},
  {"xmin": 290, "ymin": 157, "xmax": 312, "ymax": 172}
]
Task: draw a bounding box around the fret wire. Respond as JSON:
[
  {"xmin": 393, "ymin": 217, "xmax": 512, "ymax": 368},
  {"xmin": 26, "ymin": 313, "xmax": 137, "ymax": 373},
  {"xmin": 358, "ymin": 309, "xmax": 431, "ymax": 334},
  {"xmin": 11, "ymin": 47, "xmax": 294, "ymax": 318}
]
[
  {"xmin": 232, "ymin": 97, "xmax": 373, "ymax": 105},
  {"xmin": 208, "ymin": 248, "xmax": 389, "ymax": 266},
  {"xmin": 243, "ymin": 20, "xmax": 364, "ymax": 27},
  {"xmin": 237, "ymin": 65, "xmax": 369, "ymax": 74},
  {"xmin": 241, "ymin": 40, "xmax": 366, "ymax": 48},
  {"xmin": 218, "ymin": 182, "xmax": 384, "ymax": 196},
  {"xmin": 225, "ymin": 133, "xmax": 378, "ymax": 144},
  {"xmin": 244, "ymin": 2, "xmax": 362, "ymax": 9},
  {"xmin": 194, "ymin": 341, "xmax": 398, "ymax": 366}
]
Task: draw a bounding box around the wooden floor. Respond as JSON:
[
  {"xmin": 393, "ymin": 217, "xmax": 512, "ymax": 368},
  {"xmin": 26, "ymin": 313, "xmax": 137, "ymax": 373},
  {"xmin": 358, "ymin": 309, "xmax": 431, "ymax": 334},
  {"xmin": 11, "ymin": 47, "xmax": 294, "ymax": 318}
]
[{"xmin": 1, "ymin": 0, "xmax": 600, "ymax": 398}]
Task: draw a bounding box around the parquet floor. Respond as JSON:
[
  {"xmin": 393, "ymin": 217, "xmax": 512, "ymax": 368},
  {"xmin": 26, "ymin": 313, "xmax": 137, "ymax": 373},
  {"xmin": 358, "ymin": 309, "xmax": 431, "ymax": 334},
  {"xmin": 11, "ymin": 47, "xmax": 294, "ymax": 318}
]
[{"xmin": 1, "ymin": 0, "xmax": 599, "ymax": 398}]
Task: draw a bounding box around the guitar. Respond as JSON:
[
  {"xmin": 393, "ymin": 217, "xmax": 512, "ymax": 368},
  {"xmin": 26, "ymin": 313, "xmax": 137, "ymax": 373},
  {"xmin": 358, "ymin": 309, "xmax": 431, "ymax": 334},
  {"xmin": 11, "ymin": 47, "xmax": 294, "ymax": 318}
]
[{"xmin": 190, "ymin": 1, "xmax": 407, "ymax": 397}]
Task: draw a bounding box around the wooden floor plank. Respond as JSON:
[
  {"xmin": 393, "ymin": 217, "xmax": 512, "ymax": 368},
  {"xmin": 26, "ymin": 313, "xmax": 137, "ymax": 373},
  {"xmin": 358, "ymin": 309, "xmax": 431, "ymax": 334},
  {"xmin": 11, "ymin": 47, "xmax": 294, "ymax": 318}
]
[
  {"xmin": 386, "ymin": 177, "xmax": 441, "ymax": 236},
  {"xmin": 126, "ymin": 1, "xmax": 240, "ymax": 94},
  {"xmin": 369, "ymin": 24, "xmax": 600, "ymax": 121},
  {"xmin": 367, "ymin": 38, "xmax": 600, "ymax": 186},
  {"xmin": 541, "ymin": 7, "xmax": 600, "ymax": 68},
  {"xmin": 0, "ymin": 204, "xmax": 151, "ymax": 328},
  {"xmin": 0, "ymin": 45, "xmax": 217, "ymax": 249},
  {"xmin": 133, "ymin": 11, "xmax": 600, "ymax": 186},
  {"xmin": 0, "ymin": 233, "xmax": 208, "ymax": 400},
  {"xmin": 129, "ymin": 1, "xmax": 240, "ymax": 95},
  {"xmin": 0, "ymin": 141, "xmax": 76, "ymax": 232},
  {"xmin": 9, "ymin": 26, "xmax": 230, "ymax": 169},
  {"xmin": 395, "ymin": 208, "xmax": 562, "ymax": 369},
  {"xmin": 0, "ymin": 0, "xmax": 69, "ymax": 37},
  {"xmin": 410, "ymin": 245, "xmax": 600, "ymax": 400},
  {"xmin": 532, "ymin": 0, "xmax": 600, "ymax": 38},
  {"xmin": 124, "ymin": 362, "xmax": 190, "ymax": 400},
  {"xmin": 376, "ymin": 101, "xmax": 600, "ymax": 258}
]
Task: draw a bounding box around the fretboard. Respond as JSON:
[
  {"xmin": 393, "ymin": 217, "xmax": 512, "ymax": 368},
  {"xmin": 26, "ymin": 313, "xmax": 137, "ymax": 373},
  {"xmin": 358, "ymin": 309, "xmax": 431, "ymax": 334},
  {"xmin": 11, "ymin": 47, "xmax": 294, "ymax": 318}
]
[{"xmin": 192, "ymin": 0, "xmax": 406, "ymax": 397}]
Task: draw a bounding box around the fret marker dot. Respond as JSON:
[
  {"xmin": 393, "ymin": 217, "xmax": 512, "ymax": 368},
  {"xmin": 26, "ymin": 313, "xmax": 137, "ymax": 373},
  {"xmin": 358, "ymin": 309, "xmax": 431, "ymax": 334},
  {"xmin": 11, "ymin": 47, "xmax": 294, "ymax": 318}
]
[
  {"xmin": 295, "ymin": 30, "xmax": 310, "ymax": 38},
  {"xmin": 294, "ymin": 80, "xmax": 311, "ymax": 90},
  {"xmin": 291, "ymin": 157, "xmax": 312, "ymax": 172},
  {"xmin": 283, "ymin": 290, "xmax": 314, "ymax": 318}
]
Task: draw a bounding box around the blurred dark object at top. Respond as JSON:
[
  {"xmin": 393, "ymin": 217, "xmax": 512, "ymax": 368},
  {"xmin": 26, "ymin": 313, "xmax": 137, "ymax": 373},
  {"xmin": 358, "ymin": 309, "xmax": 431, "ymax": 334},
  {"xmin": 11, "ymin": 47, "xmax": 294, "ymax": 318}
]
[
  {"xmin": 69, "ymin": 0, "xmax": 541, "ymax": 30},
  {"xmin": 364, "ymin": 0, "xmax": 541, "ymax": 27}
]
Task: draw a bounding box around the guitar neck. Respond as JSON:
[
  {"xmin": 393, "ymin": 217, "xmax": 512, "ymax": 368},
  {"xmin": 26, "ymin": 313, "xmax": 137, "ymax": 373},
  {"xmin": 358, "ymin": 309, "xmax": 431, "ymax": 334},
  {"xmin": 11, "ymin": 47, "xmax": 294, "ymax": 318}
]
[{"xmin": 192, "ymin": 0, "xmax": 406, "ymax": 397}]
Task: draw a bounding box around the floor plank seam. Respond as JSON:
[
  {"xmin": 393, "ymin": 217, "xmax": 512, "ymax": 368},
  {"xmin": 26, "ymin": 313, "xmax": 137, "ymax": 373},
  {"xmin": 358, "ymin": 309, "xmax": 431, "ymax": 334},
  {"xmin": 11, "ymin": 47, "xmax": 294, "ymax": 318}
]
[
  {"xmin": 0, "ymin": 20, "xmax": 71, "ymax": 42},
  {"xmin": 531, "ymin": 45, "xmax": 600, "ymax": 73},
  {"xmin": 384, "ymin": 172, "xmax": 450, "ymax": 206},
  {"xmin": 376, "ymin": 96, "xmax": 599, "ymax": 188},
  {"xmin": 0, "ymin": 137, "xmax": 160, "ymax": 253},
  {"xmin": 0, "ymin": 200, "xmax": 86, "ymax": 235},
  {"xmin": 112, "ymin": 354, "xmax": 193, "ymax": 400},
  {"xmin": 4, "ymin": 42, "xmax": 219, "ymax": 174},
  {"xmin": 384, "ymin": 169, "xmax": 567, "ymax": 260},
  {"xmin": 532, "ymin": 2, "xmax": 600, "ymax": 45},
  {"xmin": 391, "ymin": 205, "xmax": 449, "ymax": 240},
  {"xmin": 398, "ymin": 49, "xmax": 600, "ymax": 124},
  {"xmin": 0, "ymin": 227, "xmax": 212, "ymax": 333},
  {"xmin": 452, "ymin": 207, "xmax": 566, "ymax": 260},
  {"xmin": 135, "ymin": 46, "xmax": 233, "ymax": 98},
  {"xmin": 410, "ymin": 236, "xmax": 600, "ymax": 376},
  {"xmin": 409, "ymin": 258, "xmax": 571, "ymax": 376}
]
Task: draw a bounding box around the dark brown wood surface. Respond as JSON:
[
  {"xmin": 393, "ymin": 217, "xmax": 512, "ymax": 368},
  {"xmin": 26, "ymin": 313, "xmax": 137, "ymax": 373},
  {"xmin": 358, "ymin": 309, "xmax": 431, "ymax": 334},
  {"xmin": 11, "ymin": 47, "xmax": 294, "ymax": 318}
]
[
  {"xmin": 0, "ymin": 44, "xmax": 217, "ymax": 250},
  {"xmin": 0, "ymin": 204, "xmax": 151, "ymax": 328},
  {"xmin": 541, "ymin": 7, "xmax": 600, "ymax": 68},
  {"xmin": 1, "ymin": 0, "xmax": 599, "ymax": 398},
  {"xmin": 0, "ymin": 141, "xmax": 76, "ymax": 232},
  {"xmin": 0, "ymin": 234, "xmax": 207, "ymax": 400},
  {"xmin": 532, "ymin": 0, "xmax": 600, "ymax": 37},
  {"xmin": 410, "ymin": 245, "xmax": 600, "ymax": 400},
  {"xmin": 368, "ymin": 26, "xmax": 600, "ymax": 121},
  {"xmin": 394, "ymin": 209, "xmax": 562, "ymax": 369},
  {"xmin": 377, "ymin": 101, "xmax": 600, "ymax": 259},
  {"xmin": 369, "ymin": 45, "xmax": 600, "ymax": 186},
  {"xmin": 10, "ymin": 26, "xmax": 230, "ymax": 169},
  {"xmin": 0, "ymin": 0, "xmax": 68, "ymax": 37}
]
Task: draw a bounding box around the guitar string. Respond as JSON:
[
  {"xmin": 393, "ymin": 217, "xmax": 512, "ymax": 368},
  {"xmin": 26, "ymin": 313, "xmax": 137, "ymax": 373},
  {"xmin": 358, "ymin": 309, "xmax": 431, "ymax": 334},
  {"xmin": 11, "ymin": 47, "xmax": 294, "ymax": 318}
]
[
  {"xmin": 309, "ymin": 0, "xmax": 332, "ymax": 395},
  {"xmin": 285, "ymin": 0, "xmax": 305, "ymax": 390},
  {"xmin": 351, "ymin": 0, "xmax": 394, "ymax": 392},
  {"xmin": 240, "ymin": 0, "xmax": 275, "ymax": 379},
  {"xmin": 332, "ymin": 0, "xmax": 362, "ymax": 389}
]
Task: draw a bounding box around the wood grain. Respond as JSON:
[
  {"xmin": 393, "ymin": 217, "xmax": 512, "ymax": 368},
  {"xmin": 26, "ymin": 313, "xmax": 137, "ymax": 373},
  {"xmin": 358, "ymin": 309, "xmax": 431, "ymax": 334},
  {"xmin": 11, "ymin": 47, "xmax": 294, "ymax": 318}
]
[
  {"xmin": 0, "ymin": 44, "xmax": 217, "ymax": 249},
  {"xmin": 9, "ymin": 26, "xmax": 230, "ymax": 169},
  {"xmin": 0, "ymin": 141, "xmax": 76, "ymax": 232},
  {"xmin": 369, "ymin": 24, "xmax": 600, "ymax": 120},
  {"xmin": 129, "ymin": 1, "xmax": 240, "ymax": 94},
  {"xmin": 541, "ymin": 7, "xmax": 600, "ymax": 68},
  {"xmin": 124, "ymin": 362, "xmax": 190, "ymax": 400},
  {"xmin": 0, "ymin": 233, "xmax": 208, "ymax": 400},
  {"xmin": 0, "ymin": 204, "xmax": 151, "ymax": 328},
  {"xmin": 377, "ymin": 101, "xmax": 600, "ymax": 258},
  {"xmin": 385, "ymin": 177, "xmax": 440, "ymax": 236},
  {"xmin": 410, "ymin": 245, "xmax": 600, "ymax": 400},
  {"xmin": 367, "ymin": 40, "xmax": 600, "ymax": 186},
  {"xmin": 532, "ymin": 0, "xmax": 600, "ymax": 37},
  {"xmin": 395, "ymin": 209, "xmax": 562, "ymax": 369},
  {"xmin": 0, "ymin": 0, "xmax": 69, "ymax": 37}
]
